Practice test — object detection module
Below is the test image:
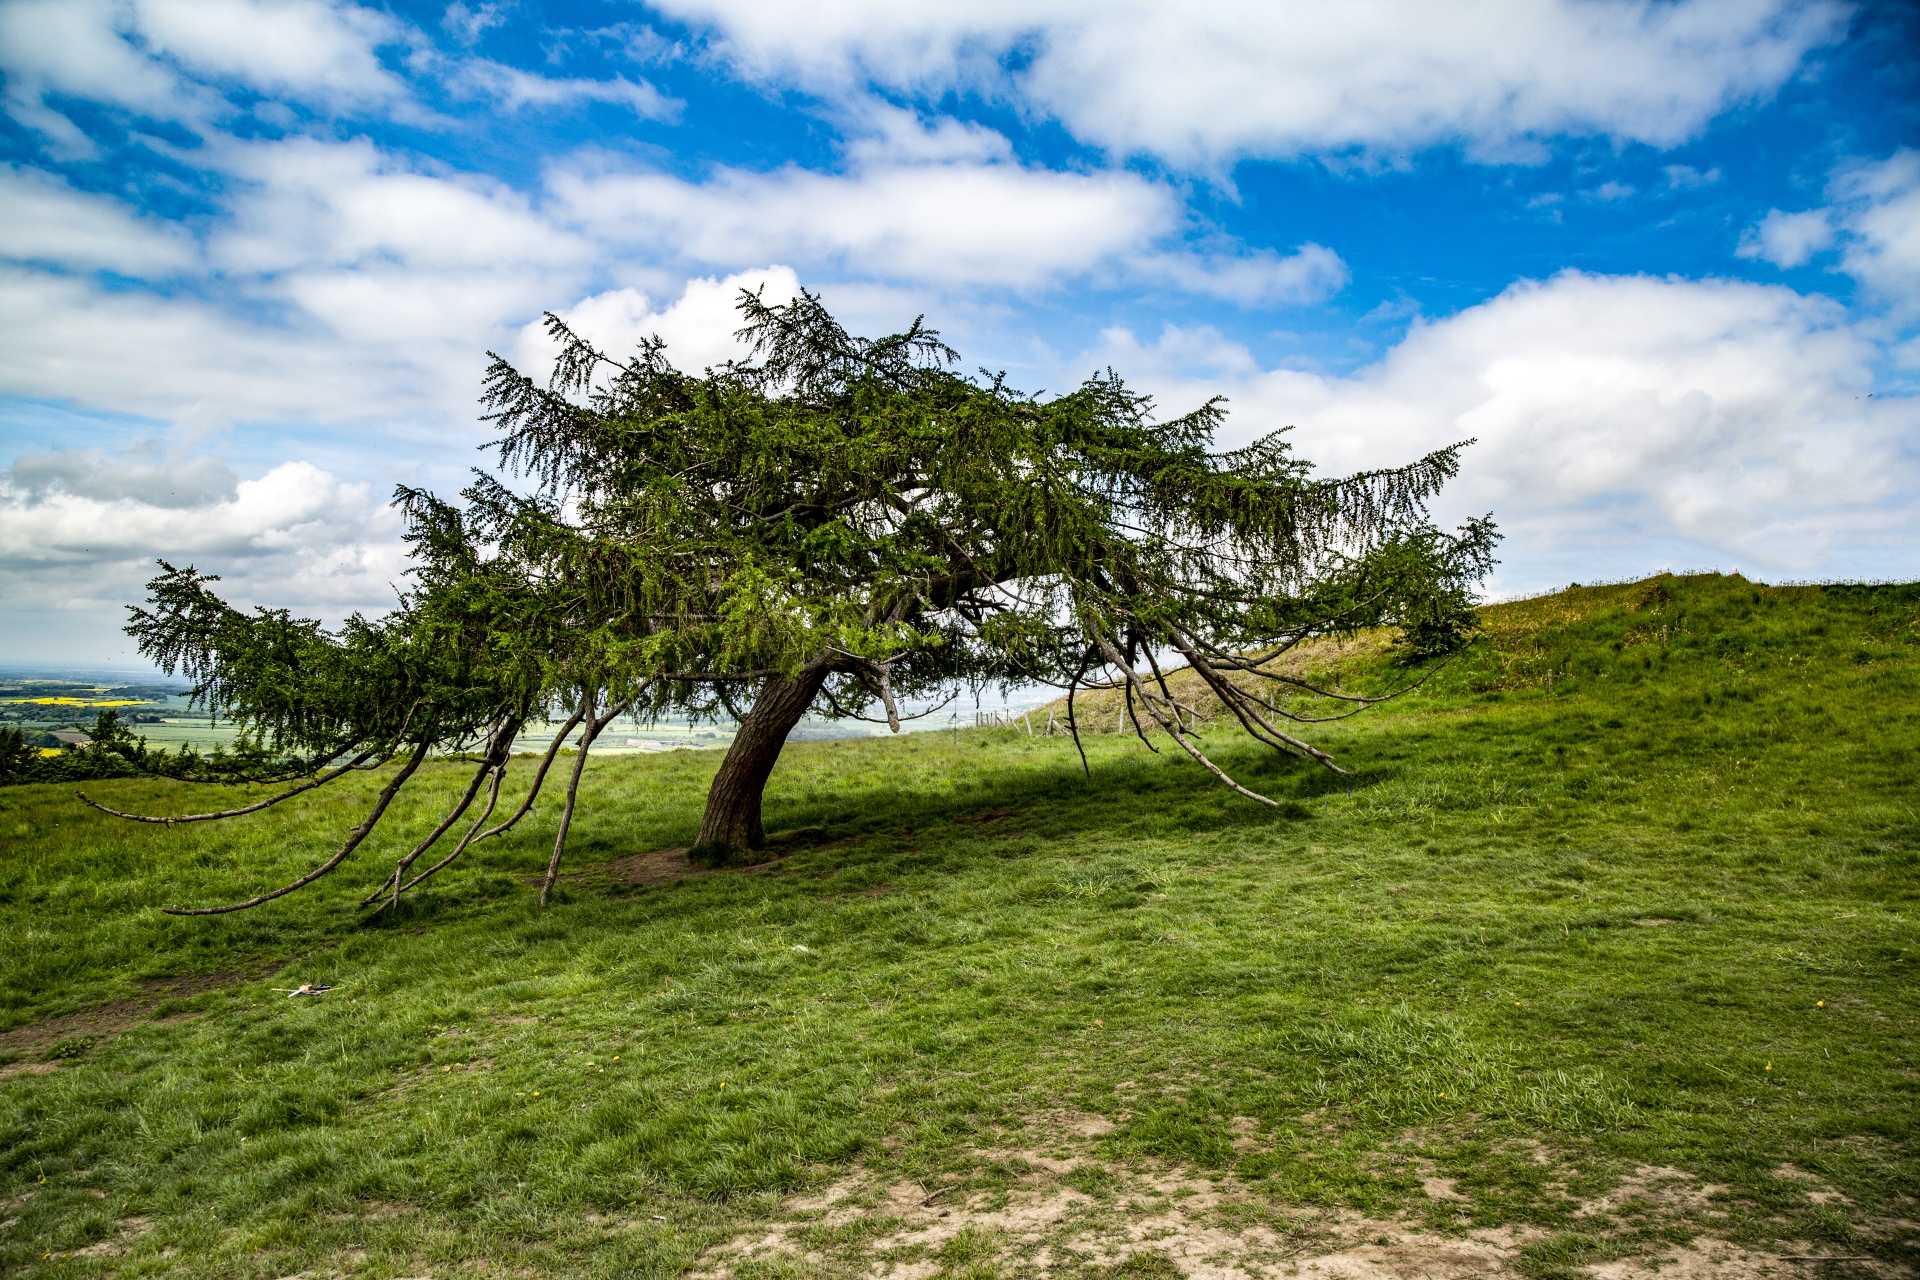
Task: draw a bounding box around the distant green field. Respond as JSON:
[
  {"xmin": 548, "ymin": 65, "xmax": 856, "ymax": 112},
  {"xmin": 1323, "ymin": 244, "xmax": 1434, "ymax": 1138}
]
[{"xmin": 1, "ymin": 574, "xmax": 1915, "ymax": 1278}]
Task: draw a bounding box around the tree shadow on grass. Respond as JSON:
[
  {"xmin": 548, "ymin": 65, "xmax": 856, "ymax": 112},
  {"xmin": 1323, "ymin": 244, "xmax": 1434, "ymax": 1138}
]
[{"xmin": 428, "ymin": 733, "xmax": 1396, "ymax": 923}]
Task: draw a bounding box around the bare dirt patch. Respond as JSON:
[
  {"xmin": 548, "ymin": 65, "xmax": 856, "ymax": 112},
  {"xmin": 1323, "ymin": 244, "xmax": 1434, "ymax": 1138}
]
[
  {"xmin": 955, "ymin": 808, "xmax": 1021, "ymax": 825},
  {"xmin": 72, "ymin": 1216, "xmax": 152, "ymax": 1258},
  {"xmin": 603, "ymin": 846, "xmax": 706, "ymax": 887},
  {"xmin": 688, "ymin": 1119, "xmax": 1910, "ymax": 1280},
  {"xmin": 543, "ymin": 844, "xmax": 812, "ymax": 891},
  {"xmin": 1575, "ymin": 1165, "xmax": 1727, "ymax": 1220},
  {"xmin": 0, "ymin": 971, "xmax": 238, "ymax": 1072}
]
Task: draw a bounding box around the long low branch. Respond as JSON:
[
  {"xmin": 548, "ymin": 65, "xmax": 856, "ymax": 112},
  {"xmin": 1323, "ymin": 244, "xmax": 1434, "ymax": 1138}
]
[
  {"xmin": 1171, "ymin": 633, "xmax": 1349, "ymax": 772},
  {"xmin": 469, "ymin": 704, "xmax": 586, "ymax": 843},
  {"xmin": 77, "ymin": 748, "xmax": 378, "ymax": 824},
  {"xmin": 369, "ymin": 762, "xmax": 505, "ymax": 911},
  {"xmin": 360, "ymin": 723, "xmax": 516, "ymax": 909},
  {"xmin": 1091, "ymin": 631, "xmax": 1281, "ymax": 807},
  {"xmin": 162, "ymin": 740, "xmax": 432, "ymax": 916},
  {"xmin": 540, "ymin": 692, "xmax": 635, "ymax": 906}
]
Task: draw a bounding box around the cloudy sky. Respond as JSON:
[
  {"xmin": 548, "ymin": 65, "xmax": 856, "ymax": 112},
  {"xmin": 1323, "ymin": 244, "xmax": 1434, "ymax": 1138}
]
[{"xmin": 1, "ymin": 0, "xmax": 1916, "ymax": 663}]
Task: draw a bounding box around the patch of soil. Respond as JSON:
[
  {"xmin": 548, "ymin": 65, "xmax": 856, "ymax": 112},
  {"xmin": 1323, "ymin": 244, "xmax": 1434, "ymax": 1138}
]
[
  {"xmin": 72, "ymin": 1216, "xmax": 152, "ymax": 1259},
  {"xmin": 955, "ymin": 808, "xmax": 1021, "ymax": 824},
  {"xmin": 602, "ymin": 846, "xmax": 707, "ymax": 887},
  {"xmin": 1575, "ymin": 1165, "xmax": 1727, "ymax": 1219},
  {"xmin": 556, "ymin": 836, "xmax": 850, "ymax": 892},
  {"xmin": 689, "ymin": 1117, "xmax": 1913, "ymax": 1280},
  {"xmin": 0, "ymin": 971, "xmax": 240, "ymax": 1071}
]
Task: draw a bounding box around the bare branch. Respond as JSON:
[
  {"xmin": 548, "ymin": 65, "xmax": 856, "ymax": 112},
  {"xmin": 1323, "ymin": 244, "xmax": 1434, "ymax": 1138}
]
[
  {"xmin": 368, "ymin": 762, "xmax": 505, "ymax": 911},
  {"xmin": 1092, "ymin": 630, "xmax": 1281, "ymax": 807},
  {"xmin": 540, "ymin": 691, "xmax": 636, "ymax": 906},
  {"xmin": 472, "ymin": 705, "xmax": 585, "ymax": 843},
  {"xmin": 162, "ymin": 740, "xmax": 432, "ymax": 916},
  {"xmin": 77, "ymin": 749, "xmax": 376, "ymax": 824}
]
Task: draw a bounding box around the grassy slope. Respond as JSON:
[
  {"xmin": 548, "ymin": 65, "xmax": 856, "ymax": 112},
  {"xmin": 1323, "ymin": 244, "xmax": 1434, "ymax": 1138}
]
[{"xmin": 0, "ymin": 573, "xmax": 1915, "ymax": 1277}]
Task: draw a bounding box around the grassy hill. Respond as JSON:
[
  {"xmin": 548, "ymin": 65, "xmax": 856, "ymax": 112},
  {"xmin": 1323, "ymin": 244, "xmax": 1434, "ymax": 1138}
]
[{"xmin": 1, "ymin": 573, "xmax": 1915, "ymax": 1278}]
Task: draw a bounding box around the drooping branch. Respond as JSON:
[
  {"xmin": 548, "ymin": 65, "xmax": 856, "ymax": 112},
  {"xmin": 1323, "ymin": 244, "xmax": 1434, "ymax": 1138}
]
[
  {"xmin": 1166, "ymin": 632, "xmax": 1349, "ymax": 771},
  {"xmin": 540, "ymin": 691, "xmax": 636, "ymax": 906},
  {"xmin": 1092, "ymin": 630, "xmax": 1284, "ymax": 807},
  {"xmin": 362, "ymin": 719, "xmax": 519, "ymax": 909},
  {"xmin": 368, "ymin": 761, "xmax": 505, "ymax": 912},
  {"xmin": 76, "ymin": 747, "xmax": 376, "ymax": 824},
  {"xmin": 162, "ymin": 739, "xmax": 433, "ymax": 916},
  {"xmin": 471, "ymin": 704, "xmax": 586, "ymax": 842}
]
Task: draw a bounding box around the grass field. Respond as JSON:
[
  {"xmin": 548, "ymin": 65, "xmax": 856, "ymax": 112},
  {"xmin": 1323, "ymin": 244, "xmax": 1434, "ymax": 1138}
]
[{"xmin": 1, "ymin": 573, "xmax": 1916, "ymax": 1279}]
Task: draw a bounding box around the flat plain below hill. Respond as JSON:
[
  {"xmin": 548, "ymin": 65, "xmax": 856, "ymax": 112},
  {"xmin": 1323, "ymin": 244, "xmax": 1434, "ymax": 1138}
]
[{"xmin": 0, "ymin": 573, "xmax": 1915, "ymax": 1279}]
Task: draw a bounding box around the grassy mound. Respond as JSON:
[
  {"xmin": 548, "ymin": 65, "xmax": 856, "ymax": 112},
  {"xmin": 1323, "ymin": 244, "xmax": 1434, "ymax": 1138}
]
[{"xmin": 0, "ymin": 573, "xmax": 1915, "ymax": 1277}]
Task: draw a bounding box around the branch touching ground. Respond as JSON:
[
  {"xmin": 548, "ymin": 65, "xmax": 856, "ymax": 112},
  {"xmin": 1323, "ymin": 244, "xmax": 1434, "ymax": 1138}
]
[
  {"xmin": 360, "ymin": 721, "xmax": 518, "ymax": 909},
  {"xmin": 163, "ymin": 740, "xmax": 432, "ymax": 916},
  {"xmin": 1092, "ymin": 631, "xmax": 1283, "ymax": 807},
  {"xmin": 368, "ymin": 762, "xmax": 505, "ymax": 912},
  {"xmin": 473, "ymin": 705, "xmax": 586, "ymax": 843},
  {"xmin": 540, "ymin": 692, "xmax": 635, "ymax": 906},
  {"xmin": 77, "ymin": 749, "xmax": 375, "ymax": 824}
]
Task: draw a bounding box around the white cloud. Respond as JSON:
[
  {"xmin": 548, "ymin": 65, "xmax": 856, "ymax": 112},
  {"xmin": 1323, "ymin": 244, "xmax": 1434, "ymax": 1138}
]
[
  {"xmin": 1737, "ymin": 207, "xmax": 1834, "ymax": 268},
  {"xmin": 0, "ymin": 453, "xmax": 407, "ymax": 660},
  {"xmin": 550, "ymin": 147, "xmax": 1174, "ymax": 292},
  {"xmin": 133, "ymin": 0, "xmax": 410, "ymax": 109},
  {"xmin": 0, "ymin": 166, "xmax": 198, "ymax": 275},
  {"xmin": 0, "ymin": 0, "xmax": 415, "ymax": 149},
  {"xmin": 1090, "ymin": 271, "xmax": 1916, "ymax": 577},
  {"xmin": 550, "ymin": 113, "xmax": 1336, "ymax": 300},
  {"xmin": 1736, "ymin": 150, "xmax": 1920, "ymax": 308},
  {"xmin": 1663, "ymin": 163, "xmax": 1721, "ymax": 189},
  {"xmin": 441, "ymin": 1, "xmax": 506, "ymax": 45},
  {"xmin": 654, "ymin": 0, "xmax": 1847, "ymax": 167},
  {"xmin": 523, "ymin": 267, "xmax": 804, "ymax": 373},
  {"xmin": 450, "ymin": 59, "xmax": 681, "ymax": 120},
  {"xmin": 1831, "ymin": 150, "xmax": 1920, "ymax": 308},
  {"xmin": 0, "ymin": 0, "xmax": 195, "ymax": 157},
  {"xmin": 0, "ymin": 135, "xmax": 605, "ymax": 426},
  {"xmin": 1136, "ymin": 243, "xmax": 1348, "ymax": 307}
]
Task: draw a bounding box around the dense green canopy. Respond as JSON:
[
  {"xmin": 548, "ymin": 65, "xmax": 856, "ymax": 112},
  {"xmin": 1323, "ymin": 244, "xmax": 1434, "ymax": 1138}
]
[{"xmin": 102, "ymin": 289, "xmax": 1495, "ymax": 914}]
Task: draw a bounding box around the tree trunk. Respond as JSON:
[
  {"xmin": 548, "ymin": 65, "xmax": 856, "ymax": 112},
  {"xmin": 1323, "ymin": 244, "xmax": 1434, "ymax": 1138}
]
[{"xmin": 695, "ymin": 665, "xmax": 831, "ymax": 859}]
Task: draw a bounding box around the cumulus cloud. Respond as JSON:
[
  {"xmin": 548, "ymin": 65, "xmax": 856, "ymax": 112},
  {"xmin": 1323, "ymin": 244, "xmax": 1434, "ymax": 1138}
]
[
  {"xmin": 654, "ymin": 0, "xmax": 1847, "ymax": 166},
  {"xmin": 549, "ymin": 143, "xmax": 1175, "ymax": 292},
  {"xmin": 133, "ymin": 0, "xmax": 411, "ymax": 108},
  {"xmin": 1738, "ymin": 207, "xmax": 1835, "ymax": 268},
  {"xmin": 1090, "ymin": 271, "xmax": 1917, "ymax": 578},
  {"xmin": 1831, "ymin": 150, "xmax": 1920, "ymax": 308},
  {"xmin": 1737, "ymin": 150, "xmax": 1920, "ymax": 308},
  {"xmin": 0, "ymin": 0, "xmax": 414, "ymax": 151},
  {"xmin": 0, "ymin": 451, "xmax": 407, "ymax": 659},
  {"xmin": 0, "ymin": 136, "xmax": 604, "ymax": 424},
  {"xmin": 0, "ymin": 166, "xmax": 198, "ymax": 275},
  {"xmin": 549, "ymin": 113, "xmax": 1336, "ymax": 300},
  {"xmin": 519, "ymin": 267, "xmax": 804, "ymax": 374}
]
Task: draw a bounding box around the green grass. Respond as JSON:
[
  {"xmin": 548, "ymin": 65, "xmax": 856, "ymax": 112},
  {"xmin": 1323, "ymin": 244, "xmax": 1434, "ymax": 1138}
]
[{"xmin": 1, "ymin": 572, "xmax": 1916, "ymax": 1277}]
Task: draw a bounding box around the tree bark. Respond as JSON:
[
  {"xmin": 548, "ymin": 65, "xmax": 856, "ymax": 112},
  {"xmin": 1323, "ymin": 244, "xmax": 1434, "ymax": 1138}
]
[{"xmin": 695, "ymin": 663, "xmax": 831, "ymax": 859}]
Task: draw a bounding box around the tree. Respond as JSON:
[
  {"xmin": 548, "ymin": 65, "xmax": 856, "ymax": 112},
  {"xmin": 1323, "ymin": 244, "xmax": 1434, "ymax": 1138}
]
[{"xmin": 88, "ymin": 290, "xmax": 1495, "ymax": 914}]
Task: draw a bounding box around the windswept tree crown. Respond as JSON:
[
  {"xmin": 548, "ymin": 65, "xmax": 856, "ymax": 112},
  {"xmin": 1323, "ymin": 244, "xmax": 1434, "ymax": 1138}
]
[
  {"xmin": 464, "ymin": 288, "xmax": 1493, "ymax": 720},
  {"xmin": 112, "ymin": 289, "xmax": 1495, "ymax": 915}
]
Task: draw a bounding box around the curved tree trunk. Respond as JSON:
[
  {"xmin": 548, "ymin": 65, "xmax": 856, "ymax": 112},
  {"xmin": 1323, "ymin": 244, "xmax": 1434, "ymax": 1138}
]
[{"xmin": 695, "ymin": 664, "xmax": 832, "ymax": 859}]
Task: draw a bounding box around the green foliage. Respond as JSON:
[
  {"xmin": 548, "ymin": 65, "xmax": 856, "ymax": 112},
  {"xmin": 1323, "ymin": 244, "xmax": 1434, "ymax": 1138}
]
[
  {"xmin": 1, "ymin": 574, "xmax": 1915, "ymax": 1276},
  {"xmin": 106, "ymin": 288, "xmax": 1495, "ymax": 899}
]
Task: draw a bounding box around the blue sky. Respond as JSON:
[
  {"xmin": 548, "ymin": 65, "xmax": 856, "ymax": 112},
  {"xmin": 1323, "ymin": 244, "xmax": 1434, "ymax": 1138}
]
[{"xmin": 1, "ymin": 0, "xmax": 1916, "ymax": 662}]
